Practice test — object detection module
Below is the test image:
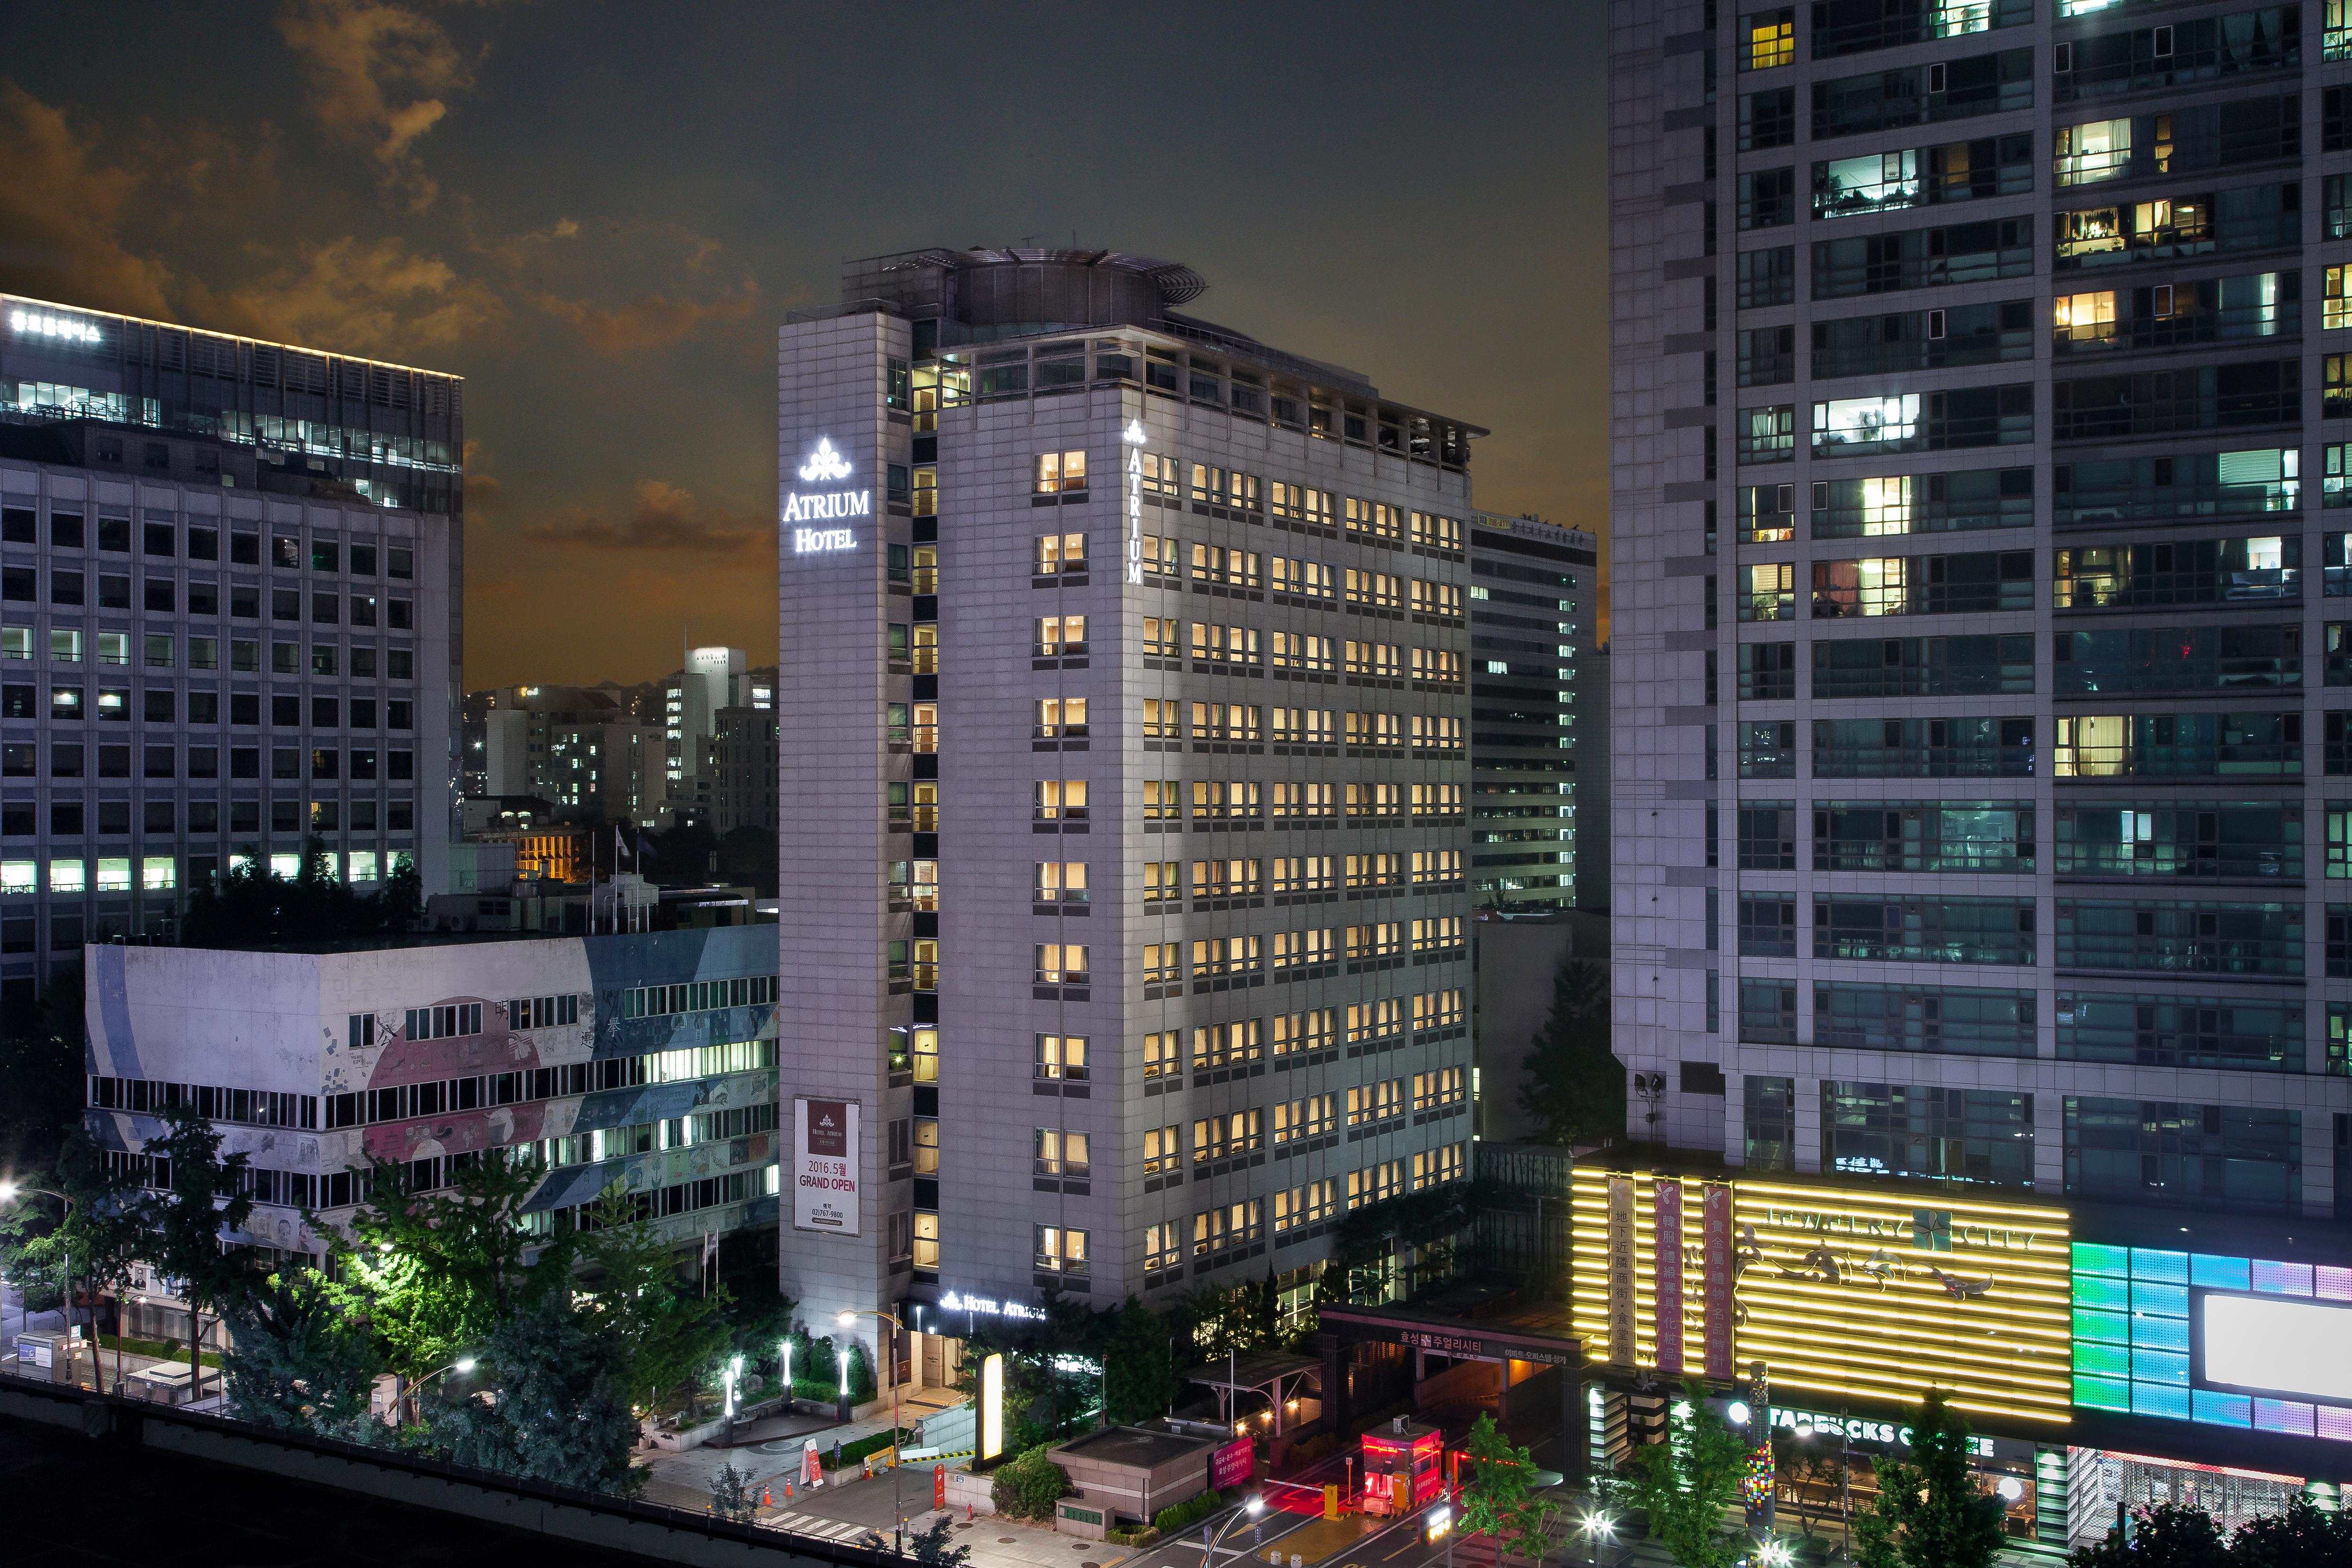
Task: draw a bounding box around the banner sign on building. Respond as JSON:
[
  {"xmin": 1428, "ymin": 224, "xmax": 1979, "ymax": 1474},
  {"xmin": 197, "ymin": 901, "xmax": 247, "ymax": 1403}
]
[
  {"xmin": 1654, "ymin": 1178, "xmax": 1685, "ymax": 1376},
  {"xmin": 793, "ymin": 1096, "xmax": 860, "ymax": 1234},
  {"xmin": 1606, "ymin": 1174, "xmax": 1637, "ymax": 1366},
  {"xmin": 1211, "ymin": 1435, "xmax": 1254, "ymax": 1490},
  {"xmin": 1701, "ymin": 1182, "xmax": 1735, "ymax": 1380}
]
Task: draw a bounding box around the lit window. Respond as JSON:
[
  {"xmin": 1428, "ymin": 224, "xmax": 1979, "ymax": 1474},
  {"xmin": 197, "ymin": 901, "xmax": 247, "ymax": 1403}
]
[
  {"xmin": 270, "ymin": 852, "xmax": 301, "ymax": 879},
  {"xmin": 1034, "ymin": 450, "xmax": 1088, "ymax": 495},
  {"xmin": 0, "ymin": 861, "xmax": 33, "ymax": 893},
  {"xmin": 95, "ymin": 858, "xmax": 131, "ymax": 892},
  {"xmin": 49, "ymin": 858, "xmax": 85, "ymax": 892},
  {"xmin": 2329, "ymin": 266, "xmax": 2352, "ymax": 332},
  {"xmin": 2055, "ymin": 119, "xmax": 2131, "ymax": 186},
  {"xmin": 2054, "ymin": 291, "xmax": 2118, "ymax": 344},
  {"xmin": 141, "ymin": 856, "xmax": 175, "ymax": 891}
]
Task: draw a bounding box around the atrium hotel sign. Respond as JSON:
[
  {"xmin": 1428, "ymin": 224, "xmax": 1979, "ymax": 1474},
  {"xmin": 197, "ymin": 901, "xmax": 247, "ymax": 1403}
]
[{"xmin": 786, "ymin": 437, "xmax": 867, "ymax": 553}]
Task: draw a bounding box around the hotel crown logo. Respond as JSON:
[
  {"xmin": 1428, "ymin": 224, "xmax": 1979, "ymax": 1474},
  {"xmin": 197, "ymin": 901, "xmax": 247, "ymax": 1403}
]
[{"xmin": 798, "ymin": 437, "xmax": 852, "ymax": 483}]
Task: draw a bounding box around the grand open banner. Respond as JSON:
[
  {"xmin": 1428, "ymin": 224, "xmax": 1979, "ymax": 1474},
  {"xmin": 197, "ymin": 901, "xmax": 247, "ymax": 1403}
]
[{"xmin": 793, "ymin": 1096, "xmax": 860, "ymax": 1234}]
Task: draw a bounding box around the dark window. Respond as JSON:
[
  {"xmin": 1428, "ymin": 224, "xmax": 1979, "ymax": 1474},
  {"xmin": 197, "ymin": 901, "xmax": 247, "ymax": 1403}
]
[
  {"xmin": 143, "ymin": 747, "xmax": 173, "ymax": 780},
  {"xmin": 0, "ymin": 509, "xmax": 32, "ymax": 544},
  {"xmin": 230, "ymin": 693, "xmax": 258, "ymax": 726},
  {"xmin": 312, "ymin": 697, "xmax": 339, "ymax": 728},
  {"xmin": 0, "ymin": 568, "xmax": 30, "ymax": 602},
  {"xmin": 271, "ymin": 695, "xmax": 299, "ymax": 726},
  {"xmin": 187, "ymin": 583, "xmax": 217, "ymax": 616},
  {"xmin": 388, "ymin": 599, "xmax": 413, "ymax": 630},
  {"xmin": 144, "ymin": 579, "xmax": 173, "ymax": 613},
  {"xmin": 230, "ymin": 533, "xmax": 259, "ymax": 565},
  {"xmin": 187, "ymin": 748, "xmax": 216, "ymax": 779},
  {"xmin": 311, "ymin": 593, "xmax": 338, "ymax": 624},
  {"xmin": 271, "ymin": 589, "xmax": 300, "ymax": 621},
  {"xmin": 188, "ymin": 692, "xmax": 217, "ymax": 725},
  {"xmin": 50, "ymin": 512, "xmax": 83, "ymax": 549},
  {"xmin": 97, "ymin": 517, "xmax": 130, "ymax": 553},
  {"xmin": 350, "ymin": 543, "xmax": 376, "ymax": 576},
  {"xmin": 230, "ymin": 586, "xmax": 258, "ymax": 619},
  {"xmin": 143, "ymin": 523, "xmax": 175, "ymax": 557},
  {"xmin": 0, "ymin": 685, "xmax": 30, "ymax": 719},
  {"xmin": 187, "ymin": 527, "xmax": 217, "ymax": 561},
  {"xmin": 143, "ymin": 690, "xmax": 173, "ymax": 723},
  {"xmin": 144, "ymin": 799, "xmax": 174, "ymax": 832},
  {"xmin": 389, "ymin": 750, "xmax": 413, "ymax": 780},
  {"xmin": 50, "ymin": 801, "xmax": 82, "ymax": 835},
  {"xmin": 349, "ymin": 698, "xmax": 377, "ymax": 730},
  {"xmin": 272, "ymin": 535, "xmax": 300, "ymax": 569},
  {"xmin": 311, "ymin": 540, "xmax": 339, "ymax": 573},
  {"xmin": 388, "ymin": 700, "xmax": 413, "ymax": 731},
  {"xmin": 230, "ymin": 748, "xmax": 259, "ymax": 779},
  {"xmin": 97, "ymin": 576, "xmax": 129, "ymax": 610},
  {"xmin": 50, "ymin": 571, "xmax": 83, "ymax": 606}
]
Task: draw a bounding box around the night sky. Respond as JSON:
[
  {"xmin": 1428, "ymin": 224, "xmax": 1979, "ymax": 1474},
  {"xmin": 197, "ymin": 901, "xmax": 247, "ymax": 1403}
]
[{"xmin": 0, "ymin": 1, "xmax": 1609, "ymax": 688}]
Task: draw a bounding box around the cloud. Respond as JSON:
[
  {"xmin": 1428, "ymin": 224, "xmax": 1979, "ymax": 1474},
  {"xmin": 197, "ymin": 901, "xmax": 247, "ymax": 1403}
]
[
  {"xmin": 520, "ymin": 479, "xmax": 772, "ymax": 554},
  {"xmin": 526, "ymin": 277, "xmax": 762, "ymax": 355},
  {"xmin": 194, "ymin": 235, "xmax": 504, "ymax": 358},
  {"xmin": 276, "ymin": 0, "xmax": 471, "ymax": 210},
  {"xmin": 0, "ymin": 85, "xmax": 179, "ymax": 319}
]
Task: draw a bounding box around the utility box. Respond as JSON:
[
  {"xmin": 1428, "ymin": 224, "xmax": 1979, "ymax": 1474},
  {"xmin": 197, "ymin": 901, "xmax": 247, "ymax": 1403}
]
[{"xmin": 13, "ymin": 1333, "xmax": 75, "ymax": 1385}]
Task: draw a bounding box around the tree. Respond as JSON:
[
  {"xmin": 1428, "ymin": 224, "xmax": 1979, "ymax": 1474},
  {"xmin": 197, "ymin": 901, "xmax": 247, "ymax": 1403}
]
[
  {"xmin": 911, "ymin": 1514, "xmax": 974, "ymax": 1568},
  {"xmin": 2066, "ymin": 1503, "xmax": 2229, "ymax": 1568},
  {"xmin": 2229, "ymin": 1495, "xmax": 2352, "ymax": 1567},
  {"xmin": 576, "ymin": 1183, "xmax": 731, "ymax": 1413},
  {"xmin": 0, "ymin": 961, "xmax": 84, "ymax": 1178},
  {"xmin": 708, "ymin": 1460, "xmax": 758, "ymax": 1523},
  {"xmin": 135, "ymin": 1106, "xmax": 256, "ymax": 1404},
  {"xmin": 1613, "ymin": 1380, "xmax": 1750, "ymax": 1568},
  {"xmin": 989, "ymin": 1445, "xmax": 1071, "ymax": 1522},
  {"xmin": 331, "ymin": 1151, "xmax": 551, "ymax": 1380},
  {"xmin": 180, "ymin": 840, "xmax": 413, "ymax": 947},
  {"xmin": 431, "ymin": 1286, "xmax": 643, "ymax": 1496},
  {"xmin": 218, "ymin": 1265, "xmax": 384, "ymax": 1439},
  {"xmin": 1517, "ymin": 957, "xmax": 1621, "ymax": 1147},
  {"xmin": 1101, "ymin": 1297, "xmax": 1177, "ymax": 1425},
  {"xmin": 1770, "ymin": 1429, "xmax": 1846, "ymax": 1540},
  {"xmin": 1458, "ymin": 1412, "xmax": 1556, "ymax": 1563},
  {"xmin": 1851, "ymin": 1393, "xmax": 2005, "ymax": 1568}
]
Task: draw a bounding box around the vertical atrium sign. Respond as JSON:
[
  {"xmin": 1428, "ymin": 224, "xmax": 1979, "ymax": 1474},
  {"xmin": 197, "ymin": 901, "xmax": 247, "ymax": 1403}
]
[
  {"xmin": 1123, "ymin": 420, "xmax": 1146, "ymax": 584},
  {"xmin": 786, "ymin": 437, "xmax": 867, "ymax": 553}
]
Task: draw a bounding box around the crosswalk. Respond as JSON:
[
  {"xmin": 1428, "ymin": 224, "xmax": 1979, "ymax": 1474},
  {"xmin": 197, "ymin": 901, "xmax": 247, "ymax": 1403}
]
[{"xmin": 756, "ymin": 1509, "xmax": 891, "ymax": 1544}]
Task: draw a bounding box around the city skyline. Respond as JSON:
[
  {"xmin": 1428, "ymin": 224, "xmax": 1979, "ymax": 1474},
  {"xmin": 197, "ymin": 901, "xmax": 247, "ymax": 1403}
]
[{"xmin": 0, "ymin": 1, "xmax": 1615, "ymax": 690}]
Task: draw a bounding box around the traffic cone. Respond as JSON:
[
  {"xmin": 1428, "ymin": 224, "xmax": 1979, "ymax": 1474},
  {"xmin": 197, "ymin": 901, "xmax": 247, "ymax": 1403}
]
[{"xmin": 763, "ymin": 1486, "xmax": 773, "ymax": 1508}]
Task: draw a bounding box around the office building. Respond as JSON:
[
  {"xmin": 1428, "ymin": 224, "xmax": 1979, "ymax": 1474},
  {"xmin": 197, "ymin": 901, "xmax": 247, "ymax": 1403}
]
[
  {"xmin": 1469, "ymin": 513, "xmax": 1595, "ymax": 911},
  {"xmin": 82, "ymin": 924, "xmax": 782, "ymax": 1267},
  {"xmin": 1608, "ymin": 0, "xmax": 2352, "ymax": 1516},
  {"xmin": 775, "ymin": 247, "xmax": 1479, "ymax": 1344},
  {"xmin": 706, "ymin": 704, "xmax": 781, "ymax": 836},
  {"xmin": 480, "ymin": 683, "xmax": 665, "ymax": 824},
  {"xmin": 664, "ymin": 647, "xmax": 772, "ymax": 812},
  {"xmin": 0, "ymin": 295, "xmax": 461, "ymax": 1007}
]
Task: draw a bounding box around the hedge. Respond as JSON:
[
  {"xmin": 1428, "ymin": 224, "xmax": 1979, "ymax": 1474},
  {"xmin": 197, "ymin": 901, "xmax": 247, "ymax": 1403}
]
[{"xmin": 1153, "ymin": 1486, "xmax": 1246, "ymax": 1535}]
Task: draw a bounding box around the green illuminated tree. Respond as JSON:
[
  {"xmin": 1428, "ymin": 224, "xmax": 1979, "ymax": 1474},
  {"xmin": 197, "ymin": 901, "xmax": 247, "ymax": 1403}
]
[
  {"xmin": 430, "ymin": 1285, "xmax": 642, "ymax": 1496},
  {"xmin": 576, "ymin": 1182, "xmax": 730, "ymax": 1413},
  {"xmin": 1851, "ymin": 1393, "xmax": 2004, "ymax": 1568},
  {"xmin": 1459, "ymin": 1412, "xmax": 1556, "ymax": 1563},
  {"xmin": 135, "ymin": 1106, "xmax": 256, "ymax": 1404},
  {"xmin": 218, "ymin": 1264, "xmax": 383, "ymax": 1438},
  {"xmin": 329, "ymin": 1151, "xmax": 550, "ymax": 1380},
  {"xmin": 1613, "ymin": 1379, "xmax": 1750, "ymax": 1568}
]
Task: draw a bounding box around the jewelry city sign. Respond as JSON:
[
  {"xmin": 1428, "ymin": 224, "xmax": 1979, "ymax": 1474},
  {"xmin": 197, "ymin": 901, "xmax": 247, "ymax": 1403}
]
[{"xmin": 785, "ymin": 437, "xmax": 867, "ymax": 554}]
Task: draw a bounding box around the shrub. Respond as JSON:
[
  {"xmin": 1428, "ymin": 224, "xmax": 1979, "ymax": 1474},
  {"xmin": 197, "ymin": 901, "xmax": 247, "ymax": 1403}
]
[
  {"xmin": 990, "ymin": 1446, "xmax": 1072, "ymax": 1522},
  {"xmin": 1152, "ymin": 1488, "xmax": 1236, "ymax": 1535},
  {"xmin": 1107, "ymin": 1526, "xmax": 1162, "ymax": 1547}
]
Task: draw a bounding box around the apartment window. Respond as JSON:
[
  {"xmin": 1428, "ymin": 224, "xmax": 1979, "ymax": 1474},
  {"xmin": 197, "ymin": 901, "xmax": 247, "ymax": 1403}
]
[
  {"xmin": 1035, "ymin": 1034, "xmax": 1088, "ymax": 1081},
  {"xmin": 1020, "ymin": 692, "xmax": 1088, "ymax": 743},
  {"xmin": 1036, "ymin": 533, "xmax": 1085, "ymax": 574},
  {"xmin": 1034, "ymin": 861, "xmax": 1089, "ymax": 904},
  {"xmin": 1741, "ymin": 6, "xmax": 1795, "ymax": 69},
  {"xmin": 1034, "ymin": 1225, "xmax": 1088, "ymax": 1274},
  {"xmin": 1036, "ymin": 614, "xmax": 1086, "ymax": 658},
  {"xmin": 1744, "ymin": 1077, "xmax": 1796, "ymax": 1171},
  {"xmin": 1034, "ymin": 780, "xmax": 1088, "ymax": 820},
  {"xmin": 1035, "ymin": 451, "xmax": 1088, "ymax": 494},
  {"xmin": 1034, "ymin": 1130, "xmax": 1089, "ymax": 1179},
  {"xmin": 1035, "ymin": 943, "xmax": 1089, "ymax": 985}
]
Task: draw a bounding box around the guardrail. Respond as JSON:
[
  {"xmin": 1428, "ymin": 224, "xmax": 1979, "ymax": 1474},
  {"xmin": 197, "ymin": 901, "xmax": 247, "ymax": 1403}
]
[{"xmin": 0, "ymin": 1363, "xmax": 888, "ymax": 1567}]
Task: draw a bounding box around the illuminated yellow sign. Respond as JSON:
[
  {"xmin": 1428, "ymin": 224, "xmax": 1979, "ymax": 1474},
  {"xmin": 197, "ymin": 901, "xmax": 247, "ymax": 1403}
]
[{"xmin": 1569, "ymin": 1171, "xmax": 2072, "ymax": 1428}]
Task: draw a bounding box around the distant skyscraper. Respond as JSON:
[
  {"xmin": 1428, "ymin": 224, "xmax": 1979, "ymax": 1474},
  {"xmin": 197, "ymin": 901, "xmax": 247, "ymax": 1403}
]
[
  {"xmin": 1468, "ymin": 513, "xmax": 1596, "ymax": 910},
  {"xmin": 0, "ymin": 295, "xmax": 461, "ymax": 1006}
]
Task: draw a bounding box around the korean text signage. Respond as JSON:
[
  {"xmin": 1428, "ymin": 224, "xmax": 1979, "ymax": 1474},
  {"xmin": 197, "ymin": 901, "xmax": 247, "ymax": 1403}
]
[
  {"xmin": 1606, "ymin": 1175, "xmax": 1637, "ymax": 1367},
  {"xmin": 1655, "ymin": 1179, "xmax": 1685, "ymax": 1376},
  {"xmin": 785, "ymin": 437, "xmax": 868, "ymax": 553},
  {"xmin": 792, "ymin": 1096, "xmax": 860, "ymax": 1233},
  {"xmin": 1211, "ymin": 1436, "xmax": 1254, "ymax": 1489}
]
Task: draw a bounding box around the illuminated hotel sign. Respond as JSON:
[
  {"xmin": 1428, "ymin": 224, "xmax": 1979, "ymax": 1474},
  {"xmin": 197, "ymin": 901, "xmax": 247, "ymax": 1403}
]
[
  {"xmin": 1571, "ymin": 1171, "xmax": 2073, "ymax": 1428},
  {"xmin": 1122, "ymin": 419, "xmax": 1146, "ymax": 584},
  {"xmin": 9, "ymin": 308, "xmax": 101, "ymax": 346},
  {"xmin": 785, "ymin": 436, "xmax": 868, "ymax": 552},
  {"xmin": 938, "ymin": 1290, "xmax": 1047, "ymax": 1321}
]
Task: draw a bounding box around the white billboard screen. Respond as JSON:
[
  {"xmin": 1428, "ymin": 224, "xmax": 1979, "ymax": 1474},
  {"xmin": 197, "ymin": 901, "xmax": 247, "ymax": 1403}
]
[{"xmin": 2202, "ymin": 1294, "xmax": 2352, "ymax": 1400}]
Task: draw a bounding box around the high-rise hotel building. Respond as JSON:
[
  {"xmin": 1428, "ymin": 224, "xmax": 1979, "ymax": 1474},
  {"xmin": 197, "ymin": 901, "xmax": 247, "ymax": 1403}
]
[
  {"xmin": 776, "ymin": 249, "xmax": 1480, "ymax": 1334},
  {"xmin": 0, "ymin": 297, "xmax": 461, "ymax": 1008},
  {"xmin": 1612, "ymin": 1, "xmax": 2352, "ymax": 1204}
]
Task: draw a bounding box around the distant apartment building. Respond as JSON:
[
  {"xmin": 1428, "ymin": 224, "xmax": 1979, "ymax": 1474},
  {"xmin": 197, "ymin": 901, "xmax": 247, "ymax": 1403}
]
[
  {"xmin": 1469, "ymin": 514, "xmax": 1596, "ymax": 910},
  {"xmin": 663, "ymin": 648, "xmax": 773, "ymax": 814},
  {"xmin": 706, "ymin": 705, "xmax": 780, "ymax": 836},
  {"xmin": 82, "ymin": 924, "xmax": 782, "ymax": 1265},
  {"xmin": 0, "ymin": 295, "xmax": 462, "ymax": 1006},
  {"xmin": 480, "ymin": 683, "xmax": 664, "ymax": 824}
]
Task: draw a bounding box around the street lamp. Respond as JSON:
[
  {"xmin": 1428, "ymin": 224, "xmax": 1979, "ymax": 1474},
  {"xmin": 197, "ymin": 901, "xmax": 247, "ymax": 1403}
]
[
  {"xmin": 1576, "ymin": 1509, "xmax": 1615, "ymax": 1568},
  {"xmin": 723, "ymin": 1353, "xmax": 745, "ymax": 1445},
  {"xmin": 0, "ymin": 1183, "xmax": 81, "ymax": 1392},
  {"xmin": 1203, "ymin": 1493, "xmax": 1266, "ymax": 1568},
  {"xmin": 780, "ymin": 1337, "xmax": 794, "ymax": 1405},
  {"xmin": 405, "ymin": 1355, "xmax": 477, "ymax": 1424},
  {"xmin": 1425, "ymin": 1502, "xmax": 1455, "ymax": 1568},
  {"xmin": 1757, "ymin": 1536, "xmax": 1793, "ymax": 1568},
  {"xmin": 841, "ymin": 1307, "xmax": 908, "ymax": 1549}
]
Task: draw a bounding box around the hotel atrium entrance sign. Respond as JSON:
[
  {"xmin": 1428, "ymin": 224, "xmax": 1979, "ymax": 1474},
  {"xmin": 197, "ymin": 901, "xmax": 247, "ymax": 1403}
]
[{"xmin": 786, "ymin": 436, "xmax": 867, "ymax": 552}]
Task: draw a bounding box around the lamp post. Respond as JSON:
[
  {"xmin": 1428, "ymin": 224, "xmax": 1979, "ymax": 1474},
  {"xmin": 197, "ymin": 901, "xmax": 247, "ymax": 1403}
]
[
  {"xmin": 0, "ymin": 1183, "xmax": 79, "ymax": 1391},
  {"xmin": 1204, "ymin": 1493, "xmax": 1266, "ymax": 1568},
  {"xmin": 405, "ymin": 1355, "xmax": 476, "ymax": 1424},
  {"xmin": 724, "ymin": 1353, "xmax": 745, "ymax": 1446},
  {"xmin": 781, "ymin": 1337, "xmax": 794, "ymax": 1409},
  {"xmin": 1576, "ymin": 1509, "xmax": 1614, "ymax": 1568},
  {"xmin": 841, "ymin": 1307, "xmax": 907, "ymax": 1549}
]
